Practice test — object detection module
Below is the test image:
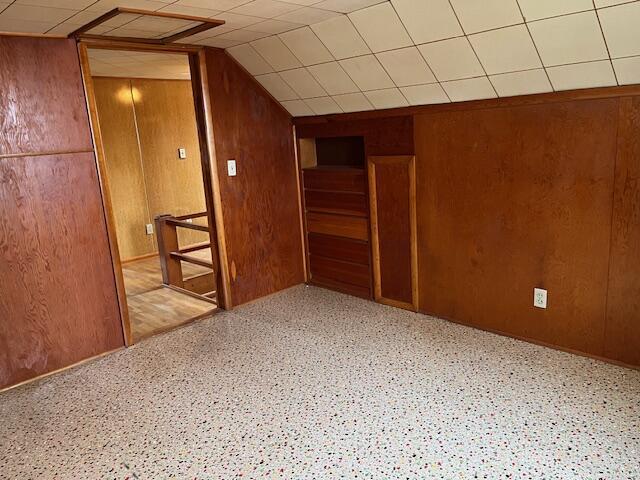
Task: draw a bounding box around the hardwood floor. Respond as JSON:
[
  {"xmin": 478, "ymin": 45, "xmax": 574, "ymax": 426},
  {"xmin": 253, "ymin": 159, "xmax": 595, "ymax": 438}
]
[{"xmin": 122, "ymin": 252, "xmax": 216, "ymax": 341}]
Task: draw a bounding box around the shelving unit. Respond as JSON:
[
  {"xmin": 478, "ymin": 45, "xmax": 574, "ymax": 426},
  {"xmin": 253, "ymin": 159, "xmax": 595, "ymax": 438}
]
[{"xmin": 299, "ymin": 137, "xmax": 372, "ymax": 299}]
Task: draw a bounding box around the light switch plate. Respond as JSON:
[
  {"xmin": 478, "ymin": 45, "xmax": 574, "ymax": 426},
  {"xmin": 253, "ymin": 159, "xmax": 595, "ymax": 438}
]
[
  {"xmin": 145, "ymin": 223, "xmax": 153, "ymax": 235},
  {"xmin": 178, "ymin": 148, "xmax": 186, "ymax": 159},
  {"xmin": 227, "ymin": 159, "xmax": 237, "ymax": 177},
  {"xmin": 534, "ymin": 288, "xmax": 547, "ymax": 309}
]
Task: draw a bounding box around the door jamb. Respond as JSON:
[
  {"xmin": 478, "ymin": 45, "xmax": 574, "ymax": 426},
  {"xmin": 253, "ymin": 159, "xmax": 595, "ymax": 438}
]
[{"xmin": 77, "ymin": 41, "xmax": 232, "ymax": 347}]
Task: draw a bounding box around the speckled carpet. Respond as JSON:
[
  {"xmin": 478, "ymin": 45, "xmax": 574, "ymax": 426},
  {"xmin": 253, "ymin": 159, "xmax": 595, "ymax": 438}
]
[{"xmin": 1, "ymin": 285, "xmax": 638, "ymax": 479}]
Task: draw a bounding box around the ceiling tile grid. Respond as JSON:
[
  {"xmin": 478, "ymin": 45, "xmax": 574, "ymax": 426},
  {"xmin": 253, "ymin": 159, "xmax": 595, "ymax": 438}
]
[{"xmin": 2, "ymin": 0, "xmax": 640, "ymax": 115}]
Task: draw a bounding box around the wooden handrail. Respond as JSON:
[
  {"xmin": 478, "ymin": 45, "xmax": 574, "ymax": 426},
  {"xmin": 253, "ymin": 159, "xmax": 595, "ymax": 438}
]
[
  {"xmin": 170, "ymin": 252, "xmax": 213, "ymax": 269},
  {"xmin": 165, "ymin": 218, "xmax": 209, "ymax": 232},
  {"xmin": 175, "ymin": 211, "xmax": 208, "ymax": 220},
  {"xmin": 178, "ymin": 242, "xmax": 211, "ymax": 254}
]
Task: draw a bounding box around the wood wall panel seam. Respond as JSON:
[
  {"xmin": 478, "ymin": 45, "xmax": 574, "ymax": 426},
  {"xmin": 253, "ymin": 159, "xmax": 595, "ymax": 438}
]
[{"xmin": 0, "ymin": 149, "xmax": 95, "ymax": 160}]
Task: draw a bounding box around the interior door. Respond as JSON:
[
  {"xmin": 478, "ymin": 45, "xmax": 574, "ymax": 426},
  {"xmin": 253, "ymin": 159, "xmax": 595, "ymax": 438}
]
[{"xmin": 368, "ymin": 155, "xmax": 418, "ymax": 311}]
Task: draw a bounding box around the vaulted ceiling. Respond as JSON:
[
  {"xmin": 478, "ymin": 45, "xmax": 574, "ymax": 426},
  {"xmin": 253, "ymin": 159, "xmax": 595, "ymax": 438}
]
[{"xmin": 2, "ymin": 0, "xmax": 640, "ymax": 116}]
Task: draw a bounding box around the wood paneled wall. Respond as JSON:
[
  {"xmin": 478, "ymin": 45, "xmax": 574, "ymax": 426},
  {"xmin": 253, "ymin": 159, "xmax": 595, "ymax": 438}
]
[
  {"xmin": 0, "ymin": 37, "xmax": 123, "ymax": 389},
  {"xmin": 204, "ymin": 49, "xmax": 304, "ymax": 306},
  {"xmin": 93, "ymin": 77, "xmax": 208, "ymax": 260},
  {"xmin": 295, "ymin": 91, "xmax": 640, "ymax": 368}
]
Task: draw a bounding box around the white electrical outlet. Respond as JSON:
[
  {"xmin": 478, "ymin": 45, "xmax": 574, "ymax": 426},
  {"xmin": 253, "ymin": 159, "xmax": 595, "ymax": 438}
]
[
  {"xmin": 534, "ymin": 288, "xmax": 547, "ymax": 309},
  {"xmin": 178, "ymin": 148, "xmax": 187, "ymax": 159},
  {"xmin": 227, "ymin": 159, "xmax": 237, "ymax": 177},
  {"xmin": 145, "ymin": 224, "xmax": 153, "ymax": 235}
]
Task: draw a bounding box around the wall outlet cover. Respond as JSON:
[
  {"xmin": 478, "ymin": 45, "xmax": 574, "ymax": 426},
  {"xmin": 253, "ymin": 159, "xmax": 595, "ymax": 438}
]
[
  {"xmin": 145, "ymin": 223, "xmax": 153, "ymax": 235},
  {"xmin": 227, "ymin": 159, "xmax": 237, "ymax": 177},
  {"xmin": 534, "ymin": 288, "xmax": 547, "ymax": 309},
  {"xmin": 178, "ymin": 148, "xmax": 187, "ymax": 159}
]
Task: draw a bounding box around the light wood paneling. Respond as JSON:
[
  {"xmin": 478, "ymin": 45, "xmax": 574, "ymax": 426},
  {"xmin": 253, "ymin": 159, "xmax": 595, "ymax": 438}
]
[
  {"xmin": 131, "ymin": 78, "xmax": 208, "ymax": 249},
  {"xmin": 0, "ymin": 153, "xmax": 124, "ymax": 388},
  {"xmin": 415, "ymin": 99, "xmax": 618, "ymax": 356},
  {"xmin": 368, "ymin": 156, "xmax": 417, "ymax": 311},
  {"xmin": 93, "ymin": 77, "xmax": 154, "ymax": 260},
  {"xmin": 0, "ymin": 37, "xmax": 92, "ymax": 157},
  {"xmin": 204, "ymin": 49, "xmax": 304, "ymax": 306},
  {"xmin": 605, "ymin": 96, "xmax": 640, "ymax": 366},
  {"xmin": 93, "ymin": 77, "xmax": 209, "ymax": 259}
]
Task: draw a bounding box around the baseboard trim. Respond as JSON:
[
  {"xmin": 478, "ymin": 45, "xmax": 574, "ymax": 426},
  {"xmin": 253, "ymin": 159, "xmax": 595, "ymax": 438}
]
[
  {"xmin": 420, "ymin": 310, "xmax": 639, "ymax": 372},
  {"xmin": 0, "ymin": 346, "xmax": 125, "ymax": 394}
]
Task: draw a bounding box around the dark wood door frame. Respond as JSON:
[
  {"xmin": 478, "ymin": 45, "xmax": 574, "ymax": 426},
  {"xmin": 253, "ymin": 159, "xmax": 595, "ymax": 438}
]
[{"xmin": 77, "ymin": 40, "xmax": 231, "ymax": 346}]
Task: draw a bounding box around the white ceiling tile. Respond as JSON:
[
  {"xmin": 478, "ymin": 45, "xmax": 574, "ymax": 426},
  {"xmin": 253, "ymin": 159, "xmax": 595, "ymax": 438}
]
[
  {"xmin": 469, "ymin": 25, "xmax": 541, "ymax": 75},
  {"xmin": 158, "ymin": 3, "xmax": 222, "ymax": 17},
  {"xmin": 218, "ymin": 29, "xmax": 271, "ymax": 41},
  {"xmin": 489, "ymin": 69, "xmax": 552, "ymax": 97},
  {"xmin": 0, "ymin": 3, "xmax": 77, "ymax": 22},
  {"xmin": 311, "ymin": 15, "xmax": 370, "ymax": 59},
  {"xmin": 281, "ymin": 99, "xmax": 314, "ymax": 116},
  {"xmin": 0, "ymin": 16, "xmax": 57, "ymax": 32},
  {"xmin": 400, "ymin": 83, "xmax": 450, "ymax": 105},
  {"xmin": 276, "ymin": 7, "xmax": 340, "ymax": 24},
  {"xmin": 196, "ymin": 36, "xmax": 243, "ymax": 47},
  {"xmin": 450, "ymin": 0, "xmax": 522, "ymax": 34},
  {"xmin": 518, "ymin": 0, "xmax": 593, "ymax": 21},
  {"xmin": 213, "ymin": 11, "xmax": 264, "ymax": 28},
  {"xmin": 174, "ymin": 0, "xmax": 247, "ymax": 9},
  {"xmin": 307, "ymin": 61, "xmax": 359, "ymax": 94},
  {"xmin": 85, "ymin": 0, "xmax": 167, "ymax": 13},
  {"xmin": 613, "ymin": 56, "xmax": 640, "ymax": 85},
  {"xmin": 441, "ymin": 76, "xmax": 497, "ymax": 102},
  {"xmin": 305, "ymin": 96, "xmax": 343, "ymax": 114},
  {"xmin": 232, "ymin": 0, "xmax": 301, "ymax": 18},
  {"xmin": 339, "ymin": 55, "xmax": 394, "ymax": 91},
  {"xmin": 598, "ymin": 2, "xmax": 640, "ymax": 59},
  {"xmin": 348, "ymin": 2, "xmax": 412, "ymax": 53},
  {"xmin": 47, "ymin": 21, "xmax": 85, "ymax": 35},
  {"xmin": 279, "ymin": 27, "xmax": 334, "ymax": 65},
  {"xmin": 280, "ymin": 0, "xmax": 322, "ymax": 5},
  {"xmin": 227, "ymin": 43, "xmax": 274, "ymax": 75},
  {"xmin": 14, "ymin": 0, "xmax": 95, "ymax": 9},
  {"xmin": 418, "ymin": 37, "xmax": 484, "ymax": 81},
  {"xmin": 255, "ymin": 72, "xmax": 299, "ymax": 100},
  {"xmin": 594, "ymin": 0, "xmax": 629, "ymax": 6},
  {"xmin": 364, "ymin": 88, "xmax": 409, "ymax": 109},
  {"xmin": 547, "ymin": 60, "xmax": 617, "ymax": 90},
  {"xmin": 332, "ymin": 92, "xmax": 374, "ymax": 112},
  {"xmin": 391, "ymin": 0, "xmax": 462, "ymax": 44},
  {"xmin": 280, "ymin": 67, "xmax": 327, "ymax": 97},
  {"xmin": 528, "ymin": 11, "xmax": 609, "ymax": 66},
  {"xmin": 312, "ymin": 0, "xmax": 385, "ymax": 13},
  {"xmin": 376, "ymin": 47, "xmax": 436, "ymax": 87},
  {"xmin": 251, "ymin": 36, "xmax": 302, "ymax": 70},
  {"xmin": 250, "ymin": 18, "xmax": 303, "ymax": 33}
]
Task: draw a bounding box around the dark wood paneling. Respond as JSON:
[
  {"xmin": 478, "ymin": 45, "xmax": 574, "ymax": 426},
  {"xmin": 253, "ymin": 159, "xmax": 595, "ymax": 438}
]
[
  {"xmin": 304, "ymin": 190, "xmax": 367, "ymax": 216},
  {"xmin": 369, "ymin": 156, "xmax": 416, "ymax": 308},
  {"xmin": 310, "ymin": 275, "xmax": 371, "ymax": 299},
  {"xmin": 297, "ymin": 115, "xmax": 414, "ymax": 156},
  {"xmin": 415, "ymin": 99, "xmax": 618, "ymax": 356},
  {"xmin": 309, "ymin": 255, "xmax": 370, "ymax": 288},
  {"xmin": 306, "ymin": 212, "xmax": 368, "ymax": 241},
  {"xmin": 204, "ymin": 49, "xmax": 304, "ymax": 306},
  {"xmin": 605, "ymin": 97, "xmax": 640, "ymax": 366},
  {"xmin": 302, "ymin": 168, "xmax": 366, "ymax": 193},
  {"xmin": 0, "ymin": 37, "xmax": 93, "ymax": 156},
  {"xmin": 308, "ymin": 233, "xmax": 369, "ymax": 265},
  {"xmin": 0, "ymin": 153, "xmax": 124, "ymax": 388}
]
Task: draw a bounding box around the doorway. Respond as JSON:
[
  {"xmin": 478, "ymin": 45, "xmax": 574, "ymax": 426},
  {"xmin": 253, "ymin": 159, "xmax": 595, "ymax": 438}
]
[{"xmin": 81, "ymin": 45, "xmax": 224, "ymax": 344}]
